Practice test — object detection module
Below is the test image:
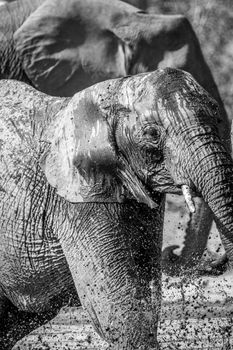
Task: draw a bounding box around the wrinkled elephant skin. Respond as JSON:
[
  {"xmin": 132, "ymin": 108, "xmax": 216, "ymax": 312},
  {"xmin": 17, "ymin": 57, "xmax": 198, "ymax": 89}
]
[
  {"xmin": 0, "ymin": 68, "xmax": 233, "ymax": 349},
  {"xmin": 0, "ymin": 0, "xmax": 230, "ymax": 273}
]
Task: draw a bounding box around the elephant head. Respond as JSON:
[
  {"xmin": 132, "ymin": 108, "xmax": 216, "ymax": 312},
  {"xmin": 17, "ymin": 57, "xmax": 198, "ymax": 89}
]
[
  {"xmin": 43, "ymin": 67, "xmax": 233, "ymax": 244},
  {"xmin": 38, "ymin": 68, "xmax": 233, "ymax": 348}
]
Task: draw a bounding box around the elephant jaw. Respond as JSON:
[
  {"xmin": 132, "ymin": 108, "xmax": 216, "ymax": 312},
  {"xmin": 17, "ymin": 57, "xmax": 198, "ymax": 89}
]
[{"xmin": 122, "ymin": 174, "xmax": 195, "ymax": 214}]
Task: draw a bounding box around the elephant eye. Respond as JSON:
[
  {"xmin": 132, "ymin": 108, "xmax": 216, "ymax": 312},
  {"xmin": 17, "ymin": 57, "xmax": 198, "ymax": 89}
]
[
  {"xmin": 139, "ymin": 125, "xmax": 165, "ymax": 162},
  {"xmin": 146, "ymin": 128, "xmax": 158, "ymax": 138},
  {"xmin": 141, "ymin": 125, "xmax": 160, "ymax": 142}
]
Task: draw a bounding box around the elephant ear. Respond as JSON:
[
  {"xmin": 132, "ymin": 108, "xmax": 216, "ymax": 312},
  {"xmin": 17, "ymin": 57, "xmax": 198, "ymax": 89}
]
[
  {"xmin": 14, "ymin": 0, "xmax": 131, "ymax": 97},
  {"xmin": 41, "ymin": 89, "xmax": 121, "ymax": 203}
]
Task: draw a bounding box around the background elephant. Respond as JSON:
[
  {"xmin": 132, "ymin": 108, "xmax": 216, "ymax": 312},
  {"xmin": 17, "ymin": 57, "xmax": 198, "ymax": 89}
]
[
  {"xmin": 0, "ymin": 0, "xmax": 230, "ymax": 273},
  {"xmin": 0, "ymin": 68, "xmax": 233, "ymax": 349}
]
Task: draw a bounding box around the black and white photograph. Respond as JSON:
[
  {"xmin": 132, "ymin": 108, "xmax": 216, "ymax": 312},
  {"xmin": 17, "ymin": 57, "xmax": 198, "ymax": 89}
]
[{"xmin": 0, "ymin": 0, "xmax": 233, "ymax": 349}]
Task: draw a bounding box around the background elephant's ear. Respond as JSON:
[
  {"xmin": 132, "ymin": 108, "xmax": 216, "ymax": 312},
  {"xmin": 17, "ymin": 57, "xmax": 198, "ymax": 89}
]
[
  {"xmin": 41, "ymin": 89, "xmax": 121, "ymax": 203},
  {"xmin": 14, "ymin": 0, "xmax": 131, "ymax": 97}
]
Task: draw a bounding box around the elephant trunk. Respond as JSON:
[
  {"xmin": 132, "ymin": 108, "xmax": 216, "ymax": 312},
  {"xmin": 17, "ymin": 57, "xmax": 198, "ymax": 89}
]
[{"xmin": 185, "ymin": 136, "xmax": 233, "ymax": 266}]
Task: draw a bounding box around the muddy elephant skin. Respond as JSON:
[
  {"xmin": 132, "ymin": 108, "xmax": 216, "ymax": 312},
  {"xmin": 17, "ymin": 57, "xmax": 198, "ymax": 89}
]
[
  {"xmin": 0, "ymin": 0, "xmax": 230, "ymax": 272},
  {"xmin": 0, "ymin": 68, "xmax": 232, "ymax": 349}
]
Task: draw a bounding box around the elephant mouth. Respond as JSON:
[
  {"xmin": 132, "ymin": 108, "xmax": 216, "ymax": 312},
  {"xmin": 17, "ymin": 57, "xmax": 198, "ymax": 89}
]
[{"xmin": 124, "ymin": 163, "xmax": 197, "ymax": 213}]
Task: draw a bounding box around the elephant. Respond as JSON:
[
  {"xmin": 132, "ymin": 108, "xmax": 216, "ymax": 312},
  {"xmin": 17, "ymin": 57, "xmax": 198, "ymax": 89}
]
[
  {"xmin": 0, "ymin": 68, "xmax": 233, "ymax": 349},
  {"xmin": 0, "ymin": 0, "xmax": 230, "ymax": 274}
]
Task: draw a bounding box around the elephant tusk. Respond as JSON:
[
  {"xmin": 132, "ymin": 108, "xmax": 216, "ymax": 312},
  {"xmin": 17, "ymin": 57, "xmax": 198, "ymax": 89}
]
[{"xmin": 182, "ymin": 185, "xmax": 196, "ymax": 213}]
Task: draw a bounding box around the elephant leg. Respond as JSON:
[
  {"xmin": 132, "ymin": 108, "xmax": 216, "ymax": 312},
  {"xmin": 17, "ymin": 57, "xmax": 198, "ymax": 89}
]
[
  {"xmin": 0, "ymin": 289, "xmax": 79, "ymax": 350},
  {"xmin": 59, "ymin": 200, "xmax": 164, "ymax": 350}
]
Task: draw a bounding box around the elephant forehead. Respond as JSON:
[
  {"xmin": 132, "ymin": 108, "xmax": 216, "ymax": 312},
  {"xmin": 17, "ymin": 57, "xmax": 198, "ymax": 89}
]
[
  {"xmin": 108, "ymin": 69, "xmax": 219, "ymax": 131},
  {"xmin": 116, "ymin": 74, "xmax": 156, "ymax": 118}
]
